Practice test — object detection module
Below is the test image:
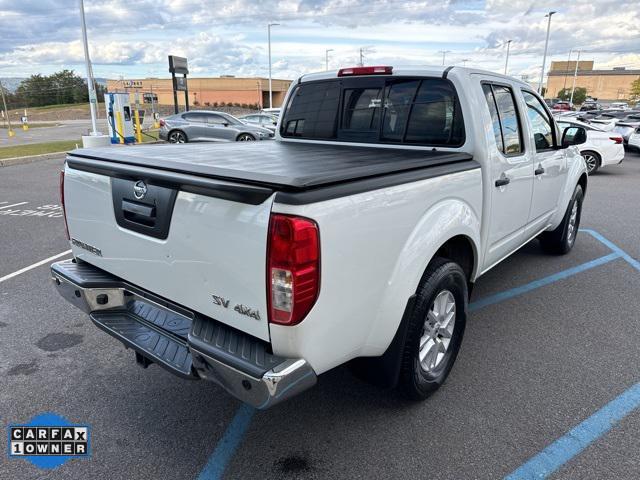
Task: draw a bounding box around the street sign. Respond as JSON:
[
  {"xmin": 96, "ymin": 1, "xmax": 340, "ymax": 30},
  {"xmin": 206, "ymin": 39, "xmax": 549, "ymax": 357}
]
[
  {"xmin": 168, "ymin": 56, "xmax": 189, "ymax": 75},
  {"xmin": 123, "ymin": 80, "xmax": 143, "ymax": 88},
  {"xmin": 174, "ymin": 76, "xmax": 187, "ymax": 91}
]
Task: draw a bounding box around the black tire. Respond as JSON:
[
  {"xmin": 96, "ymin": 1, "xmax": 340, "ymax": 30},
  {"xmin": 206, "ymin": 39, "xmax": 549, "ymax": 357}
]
[
  {"xmin": 581, "ymin": 150, "xmax": 600, "ymax": 174},
  {"xmin": 236, "ymin": 133, "xmax": 255, "ymax": 141},
  {"xmin": 168, "ymin": 130, "xmax": 187, "ymax": 143},
  {"xmin": 398, "ymin": 257, "xmax": 468, "ymax": 400},
  {"xmin": 540, "ymin": 184, "xmax": 583, "ymax": 255}
]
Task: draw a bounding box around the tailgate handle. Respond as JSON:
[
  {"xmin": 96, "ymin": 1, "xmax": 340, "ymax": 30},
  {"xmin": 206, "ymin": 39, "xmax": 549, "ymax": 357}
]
[{"xmin": 122, "ymin": 199, "xmax": 156, "ymax": 226}]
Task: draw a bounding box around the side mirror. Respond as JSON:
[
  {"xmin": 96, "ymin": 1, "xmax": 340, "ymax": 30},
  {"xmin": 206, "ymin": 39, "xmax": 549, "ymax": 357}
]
[
  {"xmin": 561, "ymin": 126, "xmax": 587, "ymax": 148},
  {"xmin": 222, "ymin": 122, "xmax": 229, "ymax": 127}
]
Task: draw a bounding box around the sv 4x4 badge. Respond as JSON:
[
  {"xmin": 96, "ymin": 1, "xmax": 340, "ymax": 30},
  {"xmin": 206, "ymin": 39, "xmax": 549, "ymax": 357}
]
[{"xmin": 212, "ymin": 294, "xmax": 261, "ymax": 321}]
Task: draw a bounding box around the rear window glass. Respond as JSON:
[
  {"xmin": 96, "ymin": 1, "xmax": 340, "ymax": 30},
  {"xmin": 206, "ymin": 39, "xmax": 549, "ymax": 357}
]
[
  {"xmin": 282, "ymin": 81, "xmax": 340, "ymax": 138},
  {"xmin": 281, "ymin": 77, "xmax": 465, "ymax": 147}
]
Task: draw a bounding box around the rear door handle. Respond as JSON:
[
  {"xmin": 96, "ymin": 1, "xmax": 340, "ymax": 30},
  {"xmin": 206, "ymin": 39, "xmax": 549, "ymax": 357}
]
[
  {"xmin": 535, "ymin": 166, "xmax": 545, "ymax": 175},
  {"xmin": 495, "ymin": 176, "xmax": 510, "ymax": 187}
]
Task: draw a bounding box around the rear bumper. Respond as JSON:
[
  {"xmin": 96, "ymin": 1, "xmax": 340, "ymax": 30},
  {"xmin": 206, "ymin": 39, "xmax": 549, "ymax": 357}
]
[{"xmin": 51, "ymin": 259, "xmax": 316, "ymax": 409}]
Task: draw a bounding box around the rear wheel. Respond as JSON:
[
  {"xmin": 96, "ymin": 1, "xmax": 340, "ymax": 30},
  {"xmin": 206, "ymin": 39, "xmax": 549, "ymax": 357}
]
[
  {"xmin": 168, "ymin": 130, "xmax": 187, "ymax": 143},
  {"xmin": 540, "ymin": 184, "xmax": 583, "ymax": 255},
  {"xmin": 237, "ymin": 133, "xmax": 255, "ymax": 141},
  {"xmin": 581, "ymin": 150, "xmax": 600, "ymax": 174},
  {"xmin": 398, "ymin": 257, "xmax": 467, "ymax": 400}
]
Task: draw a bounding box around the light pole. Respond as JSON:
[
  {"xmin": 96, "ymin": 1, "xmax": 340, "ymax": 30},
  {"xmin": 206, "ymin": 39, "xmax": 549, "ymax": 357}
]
[
  {"xmin": 563, "ymin": 49, "xmax": 573, "ymax": 91},
  {"xmin": 267, "ymin": 22, "xmax": 280, "ymax": 109},
  {"xmin": 79, "ymin": 0, "xmax": 100, "ymax": 136},
  {"xmin": 569, "ymin": 49, "xmax": 581, "ymax": 106},
  {"xmin": 325, "ymin": 49, "xmax": 334, "ymax": 71},
  {"xmin": 538, "ymin": 11, "xmax": 556, "ymax": 95},
  {"xmin": 504, "ymin": 40, "xmax": 512, "ymax": 75},
  {"xmin": 438, "ymin": 50, "xmax": 452, "ymax": 66}
]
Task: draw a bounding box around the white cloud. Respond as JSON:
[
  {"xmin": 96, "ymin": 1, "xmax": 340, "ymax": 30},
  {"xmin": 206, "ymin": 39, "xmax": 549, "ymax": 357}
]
[{"xmin": 0, "ymin": 0, "xmax": 637, "ymax": 81}]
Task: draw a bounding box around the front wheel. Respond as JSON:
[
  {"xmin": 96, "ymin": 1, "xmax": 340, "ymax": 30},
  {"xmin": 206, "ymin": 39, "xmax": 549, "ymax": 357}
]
[
  {"xmin": 398, "ymin": 257, "xmax": 468, "ymax": 400},
  {"xmin": 236, "ymin": 133, "xmax": 255, "ymax": 141},
  {"xmin": 540, "ymin": 184, "xmax": 583, "ymax": 255}
]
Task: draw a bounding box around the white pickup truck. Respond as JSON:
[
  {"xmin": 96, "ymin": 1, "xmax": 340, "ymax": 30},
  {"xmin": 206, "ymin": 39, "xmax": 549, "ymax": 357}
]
[{"xmin": 52, "ymin": 66, "xmax": 588, "ymax": 408}]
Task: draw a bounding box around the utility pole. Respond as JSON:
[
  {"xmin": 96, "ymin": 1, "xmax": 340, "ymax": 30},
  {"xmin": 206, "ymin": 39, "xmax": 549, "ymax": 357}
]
[
  {"xmin": 359, "ymin": 48, "xmax": 364, "ymax": 67},
  {"xmin": 538, "ymin": 11, "xmax": 556, "ymax": 95},
  {"xmin": 438, "ymin": 50, "xmax": 451, "ymax": 66},
  {"xmin": 504, "ymin": 40, "xmax": 512, "ymax": 75},
  {"xmin": 563, "ymin": 49, "xmax": 573, "ymax": 91},
  {"xmin": 569, "ymin": 49, "xmax": 581, "ymax": 106},
  {"xmin": 0, "ymin": 79, "xmax": 14, "ymax": 137},
  {"xmin": 325, "ymin": 49, "xmax": 334, "ymax": 71},
  {"xmin": 267, "ymin": 22, "xmax": 279, "ymax": 109},
  {"xmin": 79, "ymin": 0, "xmax": 100, "ymax": 135}
]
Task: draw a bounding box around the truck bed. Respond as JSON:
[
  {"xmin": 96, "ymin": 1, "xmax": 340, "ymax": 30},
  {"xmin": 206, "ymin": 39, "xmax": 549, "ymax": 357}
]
[
  {"xmin": 67, "ymin": 141, "xmax": 479, "ymax": 205},
  {"xmin": 69, "ymin": 141, "xmax": 474, "ymax": 188}
]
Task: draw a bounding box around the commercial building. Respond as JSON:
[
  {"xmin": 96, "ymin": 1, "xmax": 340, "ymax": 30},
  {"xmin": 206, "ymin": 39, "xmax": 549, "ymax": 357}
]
[
  {"xmin": 105, "ymin": 76, "xmax": 292, "ymax": 108},
  {"xmin": 546, "ymin": 61, "xmax": 640, "ymax": 101}
]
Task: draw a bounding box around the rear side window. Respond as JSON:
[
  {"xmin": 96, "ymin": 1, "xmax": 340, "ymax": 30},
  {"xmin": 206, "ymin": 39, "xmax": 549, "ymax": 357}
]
[
  {"xmin": 482, "ymin": 83, "xmax": 523, "ymax": 155},
  {"xmin": 183, "ymin": 113, "xmax": 207, "ymax": 123},
  {"xmin": 281, "ymin": 77, "xmax": 465, "ymax": 147},
  {"xmin": 482, "ymin": 84, "xmax": 504, "ymax": 152}
]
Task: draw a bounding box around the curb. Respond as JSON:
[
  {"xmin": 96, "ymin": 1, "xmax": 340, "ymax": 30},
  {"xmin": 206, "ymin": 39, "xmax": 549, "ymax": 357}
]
[
  {"xmin": 0, "ymin": 151, "xmax": 68, "ymax": 168},
  {"xmin": 0, "ymin": 140, "xmax": 165, "ymax": 168}
]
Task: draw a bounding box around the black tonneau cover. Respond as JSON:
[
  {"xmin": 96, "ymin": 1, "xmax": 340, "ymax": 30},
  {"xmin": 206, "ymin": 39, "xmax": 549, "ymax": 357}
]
[{"xmin": 67, "ymin": 141, "xmax": 478, "ymax": 205}]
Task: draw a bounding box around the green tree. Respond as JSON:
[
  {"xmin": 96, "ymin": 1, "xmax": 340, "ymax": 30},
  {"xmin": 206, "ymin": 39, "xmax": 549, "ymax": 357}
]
[
  {"xmin": 630, "ymin": 78, "xmax": 640, "ymax": 102},
  {"xmin": 557, "ymin": 87, "xmax": 587, "ymax": 105},
  {"xmin": 12, "ymin": 70, "xmax": 103, "ymax": 108}
]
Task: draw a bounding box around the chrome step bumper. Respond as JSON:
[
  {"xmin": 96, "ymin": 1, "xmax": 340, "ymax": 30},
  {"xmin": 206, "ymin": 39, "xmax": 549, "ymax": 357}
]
[{"xmin": 51, "ymin": 259, "xmax": 316, "ymax": 409}]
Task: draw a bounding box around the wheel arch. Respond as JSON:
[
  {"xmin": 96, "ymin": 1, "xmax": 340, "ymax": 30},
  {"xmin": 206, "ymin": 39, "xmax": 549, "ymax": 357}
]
[{"xmin": 362, "ymin": 198, "xmax": 481, "ymax": 364}]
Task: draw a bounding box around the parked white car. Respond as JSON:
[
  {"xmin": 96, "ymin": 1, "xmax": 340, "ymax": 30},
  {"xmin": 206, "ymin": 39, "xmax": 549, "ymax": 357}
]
[
  {"xmin": 629, "ymin": 129, "xmax": 640, "ymax": 150},
  {"xmin": 53, "ymin": 66, "xmax": 588, "ymax": 408},
  {"xmin": 609, "ymin": 102, "xmax": 630, "ymax": 110},
  {"xmin": 589, "ymin": 111, "xmax": 629, "ymax": 131},
  {"xmin": 557, "ymin": 119, "xmax": 624, "ymax": 174}
]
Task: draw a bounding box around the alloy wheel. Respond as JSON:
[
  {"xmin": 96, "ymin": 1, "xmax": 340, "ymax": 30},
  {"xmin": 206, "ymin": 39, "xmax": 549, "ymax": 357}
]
[{"xmin": 418, "ymin": 290, "xmax": 456, "ymax": 373}]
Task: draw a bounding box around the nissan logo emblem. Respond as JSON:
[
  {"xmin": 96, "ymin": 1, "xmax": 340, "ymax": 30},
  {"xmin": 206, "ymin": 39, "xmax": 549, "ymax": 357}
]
[{"xmin": 133, "ymin": 180, "xmax": 148, "ymax": 200}]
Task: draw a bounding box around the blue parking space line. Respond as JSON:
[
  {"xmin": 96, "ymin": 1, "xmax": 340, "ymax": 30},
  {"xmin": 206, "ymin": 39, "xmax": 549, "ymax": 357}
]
[
  {"xmin": 504, "ymin": 382, "xmax": 640, "ymax": 480},
  {"xmin": 194, "ymin": 229, "xmax": 632, "ymax": 480},
  {"xmin": 582, "ymin": 229, "xmax": 640, "ymax": 272},
  {"xmin": 196, "ymin": 404, "xmax": 256, "ymax": 480},
  {"xmin": 469, "ymin": 252, "xmax": 620, "ymax": 312}
]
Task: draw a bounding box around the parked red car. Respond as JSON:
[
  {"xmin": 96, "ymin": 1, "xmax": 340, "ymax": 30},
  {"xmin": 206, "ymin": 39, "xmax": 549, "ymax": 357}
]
[{"xmin": 553, "ymin": 101, "xmax": 573, "ymax": 111}]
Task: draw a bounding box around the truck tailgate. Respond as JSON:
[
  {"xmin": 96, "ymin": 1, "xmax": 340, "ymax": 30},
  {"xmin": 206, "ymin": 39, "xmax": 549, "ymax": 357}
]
[{"xmin": 63, "ymin": 163, "xmax": 273, "ymax": 342}]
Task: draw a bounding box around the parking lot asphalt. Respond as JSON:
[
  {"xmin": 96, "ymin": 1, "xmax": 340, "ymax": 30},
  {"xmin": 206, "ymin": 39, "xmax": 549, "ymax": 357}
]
[{"xmin": 1, "ymin": 149, "xmax": 639, "ymax": 480}]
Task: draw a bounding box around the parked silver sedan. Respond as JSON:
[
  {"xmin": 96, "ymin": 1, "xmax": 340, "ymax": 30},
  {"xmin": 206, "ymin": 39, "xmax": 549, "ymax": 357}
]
[
  {"xmin": 159, "ymin": 111, "xmax": 274, "ymax": 143},
  {"xmin": 238, "ymin": 113, "xmax": 279, "ymax": 133}
]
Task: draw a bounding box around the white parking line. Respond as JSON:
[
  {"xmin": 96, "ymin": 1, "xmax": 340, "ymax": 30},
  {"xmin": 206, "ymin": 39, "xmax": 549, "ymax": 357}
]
[
  {"xmin": 0, "ymin": 250, "xmax": 72, "ymax": 284},
  {"xmin": 0, "ymin": 202, "xmax": 28, "ymax": 210}
]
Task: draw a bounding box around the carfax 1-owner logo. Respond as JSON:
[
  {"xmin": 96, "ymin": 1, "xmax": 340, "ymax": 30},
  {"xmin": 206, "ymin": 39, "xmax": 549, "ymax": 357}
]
[{"xmin": 7, "ymin": 413, "xmax": 91, "ymax": 469}]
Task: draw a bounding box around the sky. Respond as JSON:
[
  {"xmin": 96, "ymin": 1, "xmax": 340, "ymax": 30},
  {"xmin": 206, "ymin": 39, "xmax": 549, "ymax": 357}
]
[{"xmin": 0, "ymin": 0, "xmax": 638, "ymax": 84}]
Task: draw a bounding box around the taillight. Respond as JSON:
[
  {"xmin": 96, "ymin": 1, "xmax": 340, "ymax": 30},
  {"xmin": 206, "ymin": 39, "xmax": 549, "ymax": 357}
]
[
  {"xmin": 338, "ymin": 66, "xmax": 393, "ymax": 77},
  {"xmin": 609, "ymin": 136, "xmax": 623, "ymax": 144},
  {"xmin": 267, "ymin": 214, "xmax": 320, "ymax": 326},
  {"xmin": 59, "ymin": 170, "xmax": 70, "ymax": 240},
  {"xmin": 159, "ymin": 119, "xmax": 165, "ymax": 127}
]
